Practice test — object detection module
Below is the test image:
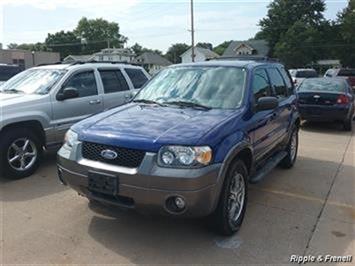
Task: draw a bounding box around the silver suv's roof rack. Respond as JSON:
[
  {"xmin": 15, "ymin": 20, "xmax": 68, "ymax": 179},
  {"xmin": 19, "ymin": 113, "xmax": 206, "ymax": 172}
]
[{"xmin": 69, "ymin": 60, "xmax": 140, "ymax": 66}]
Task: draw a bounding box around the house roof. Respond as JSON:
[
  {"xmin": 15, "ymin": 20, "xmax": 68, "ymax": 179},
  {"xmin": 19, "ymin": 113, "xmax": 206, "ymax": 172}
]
[
  {"xmin": 63, "ymin": 54, "xmax": 94, "ymax": 62},
  {"xmin": 180, "ymin": 47, "xmax": 219, "ymax": 59},
  {"xmin": 136, "ymin": 52, "xmax": 172, "ymax": 66},
  {"xmin": 222, "ymin": 40, "xmax": 269, "ymax": 57}
]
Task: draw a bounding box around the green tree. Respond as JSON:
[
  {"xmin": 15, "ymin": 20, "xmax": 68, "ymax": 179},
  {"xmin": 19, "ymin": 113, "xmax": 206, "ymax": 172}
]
[
  {"xmin": 131, "ymin": 43, "xmax": 163, "ymax": 56},
  {"xmin": 336, "ymin": 0, "xmax": 355, "ymax": 67},
  {"xmin": 165, "ymin": 43, "xmax": 190, "ymax": 64},
  {"xmin": 213, "ymin": 41, "xmax": 232, "ymax": 55},
  {"xmin": 274, "ymin": 21, "xmax": 320, "ymax": 67},
  {"xmin": 74, "ymin": 17, "xmax": 127, "ymax": 54},
  {"xmin": 196, "ymin": 42, "xmax": 213, "ymax": 50},
  {"xmin": 7, "ymin": 43, "xmax": 18, "ymax": 49},
  {"xmin": 45, "ymin": 31, "xmax": 81, "ymax": 59},
  {"xmin": 259, "ymin": 0, "xmax": 326, "ymax": 56}
]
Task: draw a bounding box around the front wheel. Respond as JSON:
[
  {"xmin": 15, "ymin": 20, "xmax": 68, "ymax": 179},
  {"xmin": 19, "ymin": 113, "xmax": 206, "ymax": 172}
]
[
  {"xmin": 0, "ymin": 129, "xmax": 42, "ymax": 179},
  {"xmin": 210, "ymin": 160, "xmax": 248, "ymax": 236},
  {"xmin": 279, "ymin": 126, "xmax": 298, "ymax": 169}
]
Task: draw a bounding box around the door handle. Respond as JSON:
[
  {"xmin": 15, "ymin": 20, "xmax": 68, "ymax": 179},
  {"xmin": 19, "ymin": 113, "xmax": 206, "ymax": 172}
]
[{"xmin": 89, "ymin": 99, "xmax": 101, "ymax": 105}]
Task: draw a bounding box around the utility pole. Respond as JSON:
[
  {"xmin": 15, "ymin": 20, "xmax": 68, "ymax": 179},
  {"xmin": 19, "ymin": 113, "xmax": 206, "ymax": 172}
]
[{"xmin": 190, "ymin": 0, "xmax": 195, "ymax": 62}]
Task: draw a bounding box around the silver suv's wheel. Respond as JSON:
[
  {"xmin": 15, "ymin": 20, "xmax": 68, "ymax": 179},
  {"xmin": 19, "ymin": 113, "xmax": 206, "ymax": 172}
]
[
  {"xmin": 0, "ymin": 129, "xmax": 42, "ymax": 179},
  {"xmin": 211, "ymin": 160, "xmax": 248, "ymax": 236}
]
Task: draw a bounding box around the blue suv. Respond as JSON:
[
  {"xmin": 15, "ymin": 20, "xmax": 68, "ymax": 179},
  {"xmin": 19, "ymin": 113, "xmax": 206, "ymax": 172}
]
[{"xmin": 57, "ymin": 60, "xmax": 300, "ymax": 235}]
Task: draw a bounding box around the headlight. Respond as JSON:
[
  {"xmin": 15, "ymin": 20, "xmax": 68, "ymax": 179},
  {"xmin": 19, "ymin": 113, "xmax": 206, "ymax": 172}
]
[
  {"xmin": 64, "ymin": 129, "xmax": 78, "ymax": 148},
  {"xmin": 158, "ymin": 146, "xmax": 212, "ymax": 168}
]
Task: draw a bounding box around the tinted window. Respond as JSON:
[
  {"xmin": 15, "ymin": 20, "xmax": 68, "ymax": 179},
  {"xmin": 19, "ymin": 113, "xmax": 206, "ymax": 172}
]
[
  {"xmin": 125, "ymin": 68, "xmax": 148, "ymax": 88},
  {"xmin": 253, "ymin": 69, "xmax": 271, "ymax": 101},
  {"xmin": 99, "ymin": 70, "xmax": 129, "ymax": 93},
  {"xmin": 280, "ymin": 67, "xmax": 294, "ymax": 95},
  {"xmin": 298, "ymin": 78, "xmax": 347, "ymax": 93},
  {"xmin": 64, "ymin": 71, "xmax": 97, "ymax": 97},
  {"xmin": 268, "ymin": 68, "xmax": 288, "ymax": 98},
  {"xmin": 338, "ymin": 69, "xmax": 355, "ymax": 77},
  {"xmin": 295, "ymin": 70, "xmax": 317, "ymax": 78}
]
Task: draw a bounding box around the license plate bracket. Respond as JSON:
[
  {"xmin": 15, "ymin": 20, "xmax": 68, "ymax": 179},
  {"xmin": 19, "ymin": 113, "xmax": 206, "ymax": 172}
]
[{"xmin": 88, "ymin": 171, "xmax": 118, "ymax": 195}]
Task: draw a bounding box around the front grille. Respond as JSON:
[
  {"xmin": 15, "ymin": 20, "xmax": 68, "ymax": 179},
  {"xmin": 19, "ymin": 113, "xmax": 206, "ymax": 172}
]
[{"xmin": 82, "ymin": 142, "xmax": 145, "ymax": 168}]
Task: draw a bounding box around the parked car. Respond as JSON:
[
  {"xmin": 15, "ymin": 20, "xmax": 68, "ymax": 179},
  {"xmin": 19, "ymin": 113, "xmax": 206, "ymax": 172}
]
[
  {"xmin": 0, "ymin": 62, "xmax": 150, "ymax": 179},
  {"xmin": 324, "ymin": 68, "xmax": 355, "ymax": 92},
  {"xmin": 0, "ymin": 64, "xmax": 22, "ymax": 83},
  {"xmin": 289, "ymin": 68, "xmax": 318, "ymax": 87},
  {"xmin": 297, "ymin": 77, "xmax": 354, "ymax": 130},
  {"xmin": 57, "ymin": 60, "xmax": 300, "ymax": 235}
]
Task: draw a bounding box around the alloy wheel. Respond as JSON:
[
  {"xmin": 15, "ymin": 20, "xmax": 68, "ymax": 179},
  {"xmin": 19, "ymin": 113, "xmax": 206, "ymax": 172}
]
[{"xmin": 7, "ymin": 138, "xmax": 38, "ymax": 172}]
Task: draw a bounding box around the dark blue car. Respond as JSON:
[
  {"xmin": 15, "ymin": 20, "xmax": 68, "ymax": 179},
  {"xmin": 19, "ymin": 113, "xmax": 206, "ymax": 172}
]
[
  {"xmin": 297, "ymin": 78, "xmax": 354, "ymax": 131},
  {"xmin": 57, "ymin": 60, "xmax": 300, "ymax": 235}
]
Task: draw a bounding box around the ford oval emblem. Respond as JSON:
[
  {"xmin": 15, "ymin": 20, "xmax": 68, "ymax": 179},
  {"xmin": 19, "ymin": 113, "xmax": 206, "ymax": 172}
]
[{"xmin": 100, "ymin": 149, "xmax": 118, "ymax": 160}]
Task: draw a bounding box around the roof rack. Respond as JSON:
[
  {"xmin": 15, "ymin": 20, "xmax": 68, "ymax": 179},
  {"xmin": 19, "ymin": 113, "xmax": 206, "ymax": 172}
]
[
  {"xmin": 69, "ymin": 60, "xmax": 141, "ymax": 66},
  {"xmin": 209, "ymin": 56, "xmax": 279, "ymax": 63},
  {"xmin": 36, "ymin": 61, "xmax": 63, "ymax": 67}
]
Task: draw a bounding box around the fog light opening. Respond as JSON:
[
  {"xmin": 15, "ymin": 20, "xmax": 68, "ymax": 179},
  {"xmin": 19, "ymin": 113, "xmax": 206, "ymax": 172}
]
[{"xmin": 166, "ymin": 196, "xmax": 186, "ymax": 214}]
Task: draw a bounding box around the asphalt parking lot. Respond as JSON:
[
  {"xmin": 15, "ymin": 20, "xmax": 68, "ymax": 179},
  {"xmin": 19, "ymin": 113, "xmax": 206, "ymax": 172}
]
[{"xmin": 0, "ymin": 122, "xmax": 354, "ymax": 265}]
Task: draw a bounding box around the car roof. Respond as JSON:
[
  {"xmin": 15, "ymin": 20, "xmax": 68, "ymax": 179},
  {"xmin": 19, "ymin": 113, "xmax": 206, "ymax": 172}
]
[
  {"xmin": 172, "ymin": 60, "xmax": 283, "ymax": 70},
  {"xmin": 302, "ymin": 77, "xmax": 347, "ymax": 83},
  {"xmin": 33, "ymin": 62, "xmax": 143, "ymax": 71}
]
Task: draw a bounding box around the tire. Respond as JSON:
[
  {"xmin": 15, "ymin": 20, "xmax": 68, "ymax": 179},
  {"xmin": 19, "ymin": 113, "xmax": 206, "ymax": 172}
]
[
  {"xmin": 210, "ymin": 160, "xmax": 248, "ymax": 236},
  {"xmin": 0, "ymin": 128, "xmax": 42, "ymax": 179},
  {"xmin": 279, "ymin": 126, "xmax": 299, "ymax": 169},
  {"xmin": 343, "ymin": 118, "xmax": 352, "ymax": 131}
]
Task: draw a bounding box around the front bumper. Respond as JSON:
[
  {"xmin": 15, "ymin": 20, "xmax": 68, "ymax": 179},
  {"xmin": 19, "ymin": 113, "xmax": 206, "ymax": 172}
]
[
  {"xmin": 57, "ymin": 143, "xmax": 222, "ymax": 217},
  {"xmin": 298, "ymin": 104, "xmax": 351, "ymax": 122}
]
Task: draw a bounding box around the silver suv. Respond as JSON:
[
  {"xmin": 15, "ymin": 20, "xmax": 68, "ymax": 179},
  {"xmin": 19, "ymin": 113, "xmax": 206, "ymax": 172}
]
[{"xmin": 0, "ymin": 62, "xmax": 150, "ymax": 179}]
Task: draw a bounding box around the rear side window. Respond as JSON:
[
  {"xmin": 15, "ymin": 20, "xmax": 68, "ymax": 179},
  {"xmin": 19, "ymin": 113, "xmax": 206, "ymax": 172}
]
[
  {"xmin": 253, "ymin": 68, "xmax": 272, "ymax": 101},
  {"xmin": 125, "ymin": 68, "xmax": 148, "ymax": 89},
  {"xmin": 279, "ymin": 67, "xmax": 294, "ymax": 95},
  {"xmin": 99, "ymin": 69, "xmax": 129, "ymax": 93},
  {"xmin": 295, "ymin": 70, "xmax": 317, "ymax": 78},
  {"xmin": 64, "ymin": 71, "xmax": 98, "ymax": 97},
  {"xmin": 268, "ymin": 68, "xmax": 288, "ymax": 99},
  {"xmin": 338, "ymin": 69, "xmax": 355, "ymax": 77}
]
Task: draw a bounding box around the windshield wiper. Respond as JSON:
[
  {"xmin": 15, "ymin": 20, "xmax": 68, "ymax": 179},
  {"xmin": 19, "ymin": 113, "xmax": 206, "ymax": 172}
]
[
  {"xmin": 133, "ymin": 99, "xmax": 166, "ymax": 107},
  {"xmin": 164, "ymin": 100, "xmax": 212, "ymax": 110},
  {"xmin": 2, "ymin": 89, "xmax": 24, "ymax": 94}
]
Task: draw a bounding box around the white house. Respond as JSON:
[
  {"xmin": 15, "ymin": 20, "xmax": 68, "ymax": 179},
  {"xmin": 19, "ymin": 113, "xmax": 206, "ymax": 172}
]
[
  {"xmin": 180, "ymin": 47, "xmax": 219, "ymax": 63},
  {"xmin": 62, "ymin": 54, "xmax": 95, "ymax": 63},
  {"xmin": 93, "ymin": 48, "xmax": 135, "ymax": 63},
  {"xmin": 222, "ymin": 40, "xmax": 269, "ymax": 58}
]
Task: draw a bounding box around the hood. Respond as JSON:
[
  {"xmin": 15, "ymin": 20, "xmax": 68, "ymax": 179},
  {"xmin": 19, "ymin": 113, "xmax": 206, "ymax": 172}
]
[
  {"xmin": 0, "ymin": 92, "xmax": 45, "ymax": 108},
  {"xmin": 74, "ymin": 103, "xmax": 238, "ymax": 152}
]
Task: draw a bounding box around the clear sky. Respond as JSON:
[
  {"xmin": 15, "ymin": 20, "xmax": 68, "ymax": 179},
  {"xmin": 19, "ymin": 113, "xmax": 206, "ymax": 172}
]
[{"xmin": 0, "ymin": 0, "xmax": 348, "ymax": 53}]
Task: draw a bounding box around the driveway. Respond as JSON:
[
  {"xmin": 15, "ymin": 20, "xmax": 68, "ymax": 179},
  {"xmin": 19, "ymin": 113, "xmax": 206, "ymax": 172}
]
[{"xmin": 0, "ymin": 122, "xmax": 354, "ymax": 265}]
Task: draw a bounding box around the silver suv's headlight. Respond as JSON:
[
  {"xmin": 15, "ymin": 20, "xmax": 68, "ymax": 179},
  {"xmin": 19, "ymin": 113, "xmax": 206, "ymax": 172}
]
[
  {"xmin": 64, "ymin": 129, "xmax": 78, "ymax": 148},
  {"xmin": 158, "ymin": 146, "xmax": 212, "ymax": 168}
]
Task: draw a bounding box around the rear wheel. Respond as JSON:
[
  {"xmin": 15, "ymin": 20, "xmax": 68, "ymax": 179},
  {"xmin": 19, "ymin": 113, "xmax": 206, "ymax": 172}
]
[
  {"xmin": 210, "ymin": 160, "xmax": 248, "ymax": 236},
  {"xmin": 279, "ymin": 126, "xmax": 298, "ymax": 169},
  {"xmin": 343, "ymin": 118, "xmax": 352, "ymax": 131},
  {"xmin": 0, "ymin": 129, "xmax": 42, "ymax": 179}
]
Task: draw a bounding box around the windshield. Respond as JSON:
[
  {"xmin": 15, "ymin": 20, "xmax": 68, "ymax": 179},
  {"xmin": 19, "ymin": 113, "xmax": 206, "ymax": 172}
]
[
  {"xmin": 0, "ymin": 69, "xmax": 67, "ymax": 94},
  {"xmin": 298, "ymin": 78, "xmax": 346, "ymax": 93},
  {"xmin": 134, "ymin": 66, "xmax": 247, "ymax": 109},
  {"xmin": 295, "ymin": 70, "xmax": 317, "ymax": 78}
]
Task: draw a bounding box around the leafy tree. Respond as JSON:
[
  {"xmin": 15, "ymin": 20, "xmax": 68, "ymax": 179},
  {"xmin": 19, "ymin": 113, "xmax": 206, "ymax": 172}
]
[
  {"xmin": 74, "ymin": 17, "xmax": 127, "ymax": 54},
  {"xmin": 131, "ymin": 43, "xmax": 163, "ymax": 56},
  {"xmin": 336, "ymin": 0, "xmax": 355, "ymax": 67},
  {"xmin": 274, "ymin": 21, "xmax": 319, "ymax": 67},
  {"xmin": 196, "ymin": 42, "xmax": 213, "ymax": 50},
  {"xmin": 213, "ymin": 41, "xmax": 232, "ymax": 55},
  {"xmin": 7, "ymin": 43, "xmax": 19, "ymax": 49},
  {"xmin": 45, "ymin": 31, "xmax": 81, "ymax": 59},
  {"xmin": 165, "ymin": 43, "xmax": 190, "ymax": 64},
  {"xmin": 259, "ymin": 0, "xmax": 326, "ymax": 56}
]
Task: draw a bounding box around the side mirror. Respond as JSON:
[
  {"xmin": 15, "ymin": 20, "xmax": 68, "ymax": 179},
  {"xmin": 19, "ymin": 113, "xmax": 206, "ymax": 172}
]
[
  {"xmin": 57, "ymin": 87, "xmax": 79, "ymax": 101},
  {"xmin": 256, "ymin": 96, "xmax": 278, "ymax": 111}
]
